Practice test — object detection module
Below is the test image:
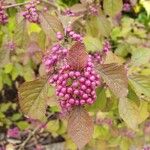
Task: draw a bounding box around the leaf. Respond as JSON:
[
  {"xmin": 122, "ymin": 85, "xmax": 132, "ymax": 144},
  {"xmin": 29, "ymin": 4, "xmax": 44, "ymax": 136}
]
[
  {"xmin": 104, "ymin": 51, "xmax": 125, "ymax": 64},
  {"xmin": 131, "ymin": 47, "xmax": 150, "ymax": 66},
  {"xmin": 13, "ymin": 19, "xmax": 29, "ymax": 48},
  {"xmin": 46, "ymin": 120, "xmax": 60, "ymax": 133},
  {"xmin": 83, "ymin": 36, "xmax": 102, "ymax": 52},
  {"xmin": 4, "ymin": 63, "xmax": 13, "ymax": 74},
  {"xmin": 0, "ymin": 48, "xmax": 10, "ymax": 68},
  {"xmin": 18, "ymin": 77, "xmax": 48, "ymax": 121},
  {"xmin": 70, "ymin": 4, "xmax": 87, "ymax": 13},
  {"xmin": 67, "ymin": 42, "xmax": 88, "ymax": 70},
  {"xmin": 68, "ymin": 107, "xmax": 94, "ymax": 149},
  {"xmin": 87, "ymin": 87, "xmax": 107, "ymax": 112},
  {"xmin": 103, "ymin": 0, "xmax": 123, "ymax": 17},
  {"xmin": 119, "ymin": 98, "xmax": 139, "ymax": 130},
  {"xmin": 129, "ymin": 75, "xmax": 150, "ymax": 98},
  {"xmin": 39, "ymin": 12, "xmax": 64, "ymax": 41},
  {"xmin": 86, "ymin": 15, "xmax": 111, "ymax": 37},
  {"xmin": 16, "ymin": 121, "xmax": 30, "ymax": 130},
  {"xmin": 97, "ymin": 15, "xmax": 112, "ymax": 37},
  {"xmin": 138, "ymin": 101, "xmax": 149, "ymax": 124},
  {"xmin": 140, "ymin": 0, "xmax": 150, "ymax": 16},
  {"xmin": 96, "ymin": 63, "xmax": 128, "ymax": 98},
  {"xmin": 119, "ymin": 98, "xmax": 149, "ymax": 130}
]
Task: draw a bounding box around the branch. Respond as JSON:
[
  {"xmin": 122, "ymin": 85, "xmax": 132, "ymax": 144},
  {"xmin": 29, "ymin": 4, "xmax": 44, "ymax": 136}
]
[
  {"xmin": 18, "ymin": 113, "xmax": 54, "ymax": 150},
  {"xmin": 3, "ymin": 1, "xmax": 30, "ymax": 9},
  {"xmin": 18, "ymin": 126, "xmax": 39, "ymax": 150},
  {"xmin": 3, "ymin": 0, "xmax": 57, "ymax": 9}
]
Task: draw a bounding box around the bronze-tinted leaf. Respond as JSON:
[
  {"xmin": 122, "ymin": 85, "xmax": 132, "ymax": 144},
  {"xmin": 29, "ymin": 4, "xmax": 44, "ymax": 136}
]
[
  {"xmin": 68, "ymin": 106, "xmax": 94, "ymax": 149},
  {"xmin": 67, "ymin": 42, "xmax": 88, "ymax": 70},
  {"xmin": 39, "ymin": 12, "xmax": 64, "ymax": 41},
  {"xmin": 18, "ymin": 77, "xmax": 48, "ymax": 121},
  {"xmin": 96, "ymin": 63, "xmax": 128, "ymax": 98},
  {"xmin": 70, "ymin": 4, "xmax": 87, "ymax": 14}
]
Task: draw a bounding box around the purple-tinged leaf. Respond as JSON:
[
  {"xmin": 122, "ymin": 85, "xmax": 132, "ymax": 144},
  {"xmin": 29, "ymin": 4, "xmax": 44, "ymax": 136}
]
[
  {"xmin": 96, "ymin": 63, "xmax": 128, "ymax": 98},
  {"xmin": 67, "ymin": 42, "xmax": 88, "ymax": 70},
  {"xmin": 68, "ymin": 106, "xmax": 94, "ymax": 149}
]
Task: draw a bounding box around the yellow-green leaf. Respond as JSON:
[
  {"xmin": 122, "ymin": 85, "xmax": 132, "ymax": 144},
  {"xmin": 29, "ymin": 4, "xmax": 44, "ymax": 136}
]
[{"xmin": 103, "ymin": 0, "xmax": 123, "ymax": 17}]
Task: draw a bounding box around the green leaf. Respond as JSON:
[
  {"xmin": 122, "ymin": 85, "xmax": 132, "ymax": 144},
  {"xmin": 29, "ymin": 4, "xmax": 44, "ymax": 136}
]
[
  {"xmin": 103, "ymin": 0, "xmax": 123, "ymax": 17},
  {"xmin": 83, "ymin": 36, "xmax": 102, "ymax": 52},
  {"xmin": 86, "ymin": 16, "xmax": 111, "ymax": 37},
  {"xmin": 93, "ymin": 125, "xmax": 110, "ymax": 140},
  {"xmin": 97, "ymin": 15, "xmax": 112, "ymax": 37},
  {"xmin": 13, "ymin": 19, "xmax": 29, "ymax": 48},
  {"xmin": 46, "ymin": 120, "xmax": 60, "ymax": 133},
  {"xmin": 96, "ymin": 63, "xmax": 128, "ymax": 98},
  {"xmin": 68, "ymin": 107, "xmax": 94, "ymax": 149},
  {"xmin": 104, "ymin": 51, "xmax": 125, "ymax": 64},
  {"xmin": 0, "ymin": 103, "xmax": 11, "ymax": 113},
  {"xmin": 0, "ymin": 48, "xmax": 10, "ymax": 68},
  {"xmin": 119, "ymin": 98, "xmax": 139, "ymax": 130},
  {"xmin": 11, "ymin": 113, "xmax": 22, "ymax": 121},
  {"xmin": 138, "ymin": 101, "xmax": 149, "ymax": 124},
  {"xmin": 39, "ymin": 12, "xmax": 64, "ymax": 41},
  {"xmin": 129, "ymin": 75, "xmax": 150, "ymax": 98},
  {"xmin": 87, "ymin": 87, "xmax": 107, "ymax": 112},
  {"xmin": 120, "ymin": 138, "xmax": 130, "ymax": 150},
  {"xmin": 18, "ymin": 77, "xmax": 48, "ymax": 121},
  {"xmin": 4, "ymin": 63, "xmax": 13, "ymax": 74},
  {"xmin": 131, "ymin": 47, "xmax": 150, "ymax": 66},
  {"xmin": 16, "ymin": 121, "xmax": 30, "ymax": 130},
  {"xmin": 140, "ymin": 0, "xmax": 150, "ymax": 16}
]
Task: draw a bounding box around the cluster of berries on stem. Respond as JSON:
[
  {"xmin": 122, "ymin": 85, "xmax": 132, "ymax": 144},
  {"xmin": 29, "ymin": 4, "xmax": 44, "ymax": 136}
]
[
  {"xmin": 66, "ymin": 26, "xmax": 83, "ymax": 42},
  {"xmin": 42, "ymin": 44, "xmax": 68, "ymax": 73},
  {"xmin": 22, "ymin": 0, "xmax": 40, "ymax": 23},
  {"xmin": 0, "ymin": 3, "xmax": 8, "ymax": 25},
  {"xmin": 49, "ymin": 56, "xmax": 100, "ymax": 111},
  {"xmin": 102, "ymin": 40, "xmax": 111, "ymax": 53}
]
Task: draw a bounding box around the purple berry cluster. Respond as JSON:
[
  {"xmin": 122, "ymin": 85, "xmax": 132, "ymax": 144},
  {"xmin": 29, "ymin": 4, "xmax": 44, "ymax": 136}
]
[
  {"xmin": 49, "ymin": 56, "xmax": 100, "ymax": 111},
  {"xmin": 64, "ymin": 9, "xmax": 76, "ymax": 17},
  {"xmin": 90, "ymin": 52, "xmax": 102, "ymax": 64},
  {"xmin": 22, "ymin": 0, "xmax": 40, "ymax": 23},
  {"xmin": 123, "ymin": 3, "xmax": 131, "ymax": 12},
  {"xmin": 0, "ymin": 5, "xmax": 8, "ymax": 25},
  {"xmin": 43, "ymin": 44, "xmax": 68, "ymax": 73},
  {"xmin": 143, "ymin": 145, "xmax": 150, "ymax": 150},
  {"xmin": 56, "ymin": 32, "xmax": 64, "ymax": 41},
  {"xmin": 102, "ymin": 40, "xmax": 111, "ymax": 53},
  {"xmin": 96, "ymin": 118, "xmax": 113, "ymax": 127},
  {"xmin": 7, "ymin": 127, "xmax": 20, "ymax": 139},
  {"xmin": 66, "ymin": 26, "xmax": 83, "ymax": 42},
  {"xmin": 89, "ymin": 5, "xmax": 99, "ymax": 16},
  {"xmin": 119, "ymin": 128, "xmax": 135, "ymax": 138}
]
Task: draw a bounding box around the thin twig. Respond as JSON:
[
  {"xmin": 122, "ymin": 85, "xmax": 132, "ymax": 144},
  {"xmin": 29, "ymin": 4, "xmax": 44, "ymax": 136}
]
[
  {"xmin": 18, "ymin": 126, "xmax": 39, "ymax": 150},
  {"xmin": 18, "ymin": 113, "xmax": 53, "ymax": 150},
  {"xmin": 3, "ymin": 1, "xmax": 30, "ymax": 9},
  {"xmin": 3, "ymin": 0, "xmax": 56, "ymax": 9}
]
